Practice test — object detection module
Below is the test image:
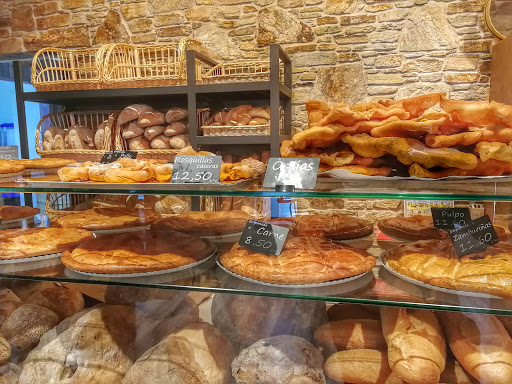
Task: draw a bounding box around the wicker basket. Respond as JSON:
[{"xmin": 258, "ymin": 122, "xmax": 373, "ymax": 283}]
[
  {"xmin": 102, "ymin": 39, "xmax": 203, "ymax": 88},
  {"xmin": 45, "ymin": 193, "xmax": 95, "ymax": 221},
  {"xmin": 200, "ymin": 107, "xmax": 282, "ymax": 136},
  {"xmin": 31, "ymin": 46, "xmax": 109, "ymax": 91},
  {"xmin": 35, "ymin": 111, "xmax": 117, "ymax": 162},
  {"xmin": 202, "ymin": 60, "xmax": 282, "ymax": 84}
]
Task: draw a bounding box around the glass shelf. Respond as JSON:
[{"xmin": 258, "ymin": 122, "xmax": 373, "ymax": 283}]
[
  {"xmin": 3, "ymin": 173, "xmax": 512, "ymax": 201},
  {"xmin": 2, "ymin": 255, "xmax": 511, "ymax": 316}
]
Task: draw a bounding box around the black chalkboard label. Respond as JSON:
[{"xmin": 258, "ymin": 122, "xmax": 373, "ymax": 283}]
[
  {"xmin": 431, "ymin": 207, "xmax": 472, "ymax": 229},
  {"xmin": 449, "ymin": 215, "xmax": 499, "ymax": 257},
  {"xmin": 239, "ymin": 220, "xmax": 289, "ymax": 256},
  {"xmin": 100, "ymin": 150, "xmax": 137, "ymax": 163},
  {"xmin": 0, "ymin": 146, "xmax": 18, "ymax": 160},
  {"xmin": 263, "ymin": 158, "xmax": 320, "ymax": 190},
  {"xmin": 171, "ymin": 155, "xmax": 222, "ymax": 184}
]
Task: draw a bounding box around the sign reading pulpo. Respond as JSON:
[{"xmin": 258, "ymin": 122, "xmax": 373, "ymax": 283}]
[
  {"xmin": 171, "ymin": 155, "xmax": 222, "ymax": 183},
  {"xmin": 263, "ymin": 158, "xmax": 320, "ymax": 189},
  {"xmin": 431, "ymin": 207, "xmax": 472, "ymax": 230},
  {"xmin": 449, "ymin": 215, "xmax": 499, "ymax": 257}
]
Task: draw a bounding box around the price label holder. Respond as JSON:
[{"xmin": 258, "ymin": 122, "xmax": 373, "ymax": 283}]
[
  {"xmin": 431, "ymin": 207, "xmax": 472, "ymax": 230},
  {"xmin": 171, "ymin": 155, "xmax": 222, "ymax": 184},
  {"xmin": 0, "ymin": 146, "xmax": 18, "ymax": 160},
  {"xmin": 263, "ymin": 158, "xmax": 320, "ymax": 190},
  {"xmin": 239, "ymin": 220, "xmax": 289, "ymax": 256},
  {"xmin": 449, "ymin": 215, "xmax": 499, "ymax": 257},
  {"xmin": 100, "ymin": 150, "xmax": 137, "ymax": 164}
]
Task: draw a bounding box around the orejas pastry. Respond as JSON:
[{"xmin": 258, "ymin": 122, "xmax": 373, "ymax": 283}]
[
  {"xmin": 151, "ymin": 210, "xmax": 251, "ymax": 237},
  {"xmin": 52, "ymin": 208, "xmax": 160, "ymax": 230},
  {"xmin": 220, "ymin": 236, "xmax": 376, "ymax": 284},
  {"xmin": 62, "ymin": 230, "xmax": 215, "ymax": 274},
  {"xmin": 384, "ymin": 239, "xmax": 512, "ymax": 298},
  {"xmin": 0, "ymin": 228, "xmax": 93, "ymax": 259}
]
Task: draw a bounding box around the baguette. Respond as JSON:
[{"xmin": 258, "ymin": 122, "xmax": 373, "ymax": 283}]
[
  {"xmin": 438, "ymin": 311, "xmax": 512, "ymax": 384},
  {"xmin": 440, "ymin": 355, "xmax": 478, "ymax": 384},
  {"xmin": 324, "ymin": 349, "xmax": 404, "ymax": 384},
  {"xmin": 380, "ymin": 307, "xmax": 446, "ymax": 384},
  {"xmin": 314, "ymin": 319, "xmax": 387, "ymax": 351}
]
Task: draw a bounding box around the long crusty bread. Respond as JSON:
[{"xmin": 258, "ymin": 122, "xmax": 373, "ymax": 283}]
[
  {"xmin": 438, "ymin": 311, "xmax": 512, "ymax": 384},
  {"xmin": 324, "ymin": 349, "xmax": 404, "ymax": 384},
  {"xmin": 314, "ymin": 319, "xmax": 386, "ymax": 352},
  {"xmin": 380, "ymin": 307, "xmax": 446, "ymax": 384}
]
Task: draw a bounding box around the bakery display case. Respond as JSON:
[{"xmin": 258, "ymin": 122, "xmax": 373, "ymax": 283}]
[{"xmin": 2, "ymin": 44, "xmax": 512, "ymax": 384}]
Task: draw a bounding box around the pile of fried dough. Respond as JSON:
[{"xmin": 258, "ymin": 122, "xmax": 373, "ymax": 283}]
[{"xmin": 281, "ymin": 93, "xmax": 512, "ymax": 178}]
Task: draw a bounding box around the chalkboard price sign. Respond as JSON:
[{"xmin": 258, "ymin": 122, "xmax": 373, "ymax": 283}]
[
  {"xmin": 171, "ymin": 155, "xmax": 222, "ymax": 184},
  {"xmin": 431, "ymin": 207, "xmax": 471, "ymax": 230},
  {"xmin": 263, "ymin": 158, "xmax": 320, "ymax": 190},
  {"xmin": 449, "ymin": 215, "xmax": 499, "ymax": 257},
  {"xmin": 0, "ymin": 146, "xmax": 18, "ymax": 160},
  {"xmin": 239, "ymin": 220, "xmax": 289, "ymax": 256},
  {"xmin": 100, "ymin": 150, "xmax": 137, "ymax": 164}
]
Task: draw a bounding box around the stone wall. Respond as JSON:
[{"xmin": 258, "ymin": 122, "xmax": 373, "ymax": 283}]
[{"xmin": 0, "ymin": 0, "xmax": 496, "ymax": 130}]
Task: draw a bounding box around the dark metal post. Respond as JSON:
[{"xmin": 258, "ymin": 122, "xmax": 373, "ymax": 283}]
[{"xmin": 186, "ymin": 50, "xmax": 198, "ymax": 151}]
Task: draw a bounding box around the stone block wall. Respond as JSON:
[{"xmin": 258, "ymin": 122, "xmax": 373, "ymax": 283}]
[{"xmin": 0, "ymin": 0, "xmax": 497, "ymax": 130}]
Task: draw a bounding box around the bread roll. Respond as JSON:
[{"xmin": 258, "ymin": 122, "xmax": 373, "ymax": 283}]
[
  {"xmin": 150, "ymin": 135, "xmax": 171, "ymax": 149},
  {"xmin": 43, "ymin": 126, "xmax": 64, "ymax": 147},
  {"xmin": 6, "ymin": 281, "xmax": 54, "ymax": 301},
  {"xmin": 165, "ymin": 107, "xmax": 188, "ymax": 123},
  {"xmin": 43, "ymin": 126, "xmax": 67, "ymax": 150},
  {"xmin": 380, "ymin": 307, "xmax": 446, "ymax": 384},
  {"xmin": 324, "ymin": 349, "xmax": 404, "ymax": 384},
  {"xmin": 438, "ymin": 311, "xmax": 512, "ymax": 384},
  {"xmin": 154, "ymin": 163, "xmax": 173, "ymax": 182},
  {"xmin": 129, "ymin": 136, "xmax": 151, "ymax": 150},
  {"xmin": 144, "ymin": 125, "xmax": 165, "ymax": 141},
  {"xmin": 169, "ymin": 134, "xmax": 190, "ymax": 149},
  {"xmin": 232, "ymin": 335, "xmax": 326, "ymax": 384},
  {"xmin": 118, "ymin": 104, "xmax": 152, "ymax": 125},
  {"xmin": 68, "ymin": 125, "xmax": 94, "ymax": 149},
  {"xmin": 211, "ymin": 294, "xmax": 327, "ymax": 348},
  {"xmin": 138, "ymin": 111, "xmax": 165, "ymax": 127},
  {"xmin": 58, "ymin": 166, "xmax": 89, "ymax": 182},
  {"xmin": 440, "ymin": 355, "xmax": 478, "ymax": 384},
  {"xmin": 164, "ymin": 121, "xmax": 188, "ymax": 136},
  {"xmin": 314, "ymin": 319, "xmax": 387, "ymax": 352},
  {"xmin": 123, "ymin": 121, "xmax": 144, "ymax": 139},
  {"xmin": 94, "ymin": 121, "xmax": 106, "ymax": 150},
  {"xmin": 123, "ymin": 322, "xmax": 234, "ymax": 384},
  {"xmin": 104, "ymin": 168, "xmax": 153, "ymax": 183},
  {"xmin": 226, "ymin": 105, "xmax": 252, "ymax": 123},
  {"xmin": 247, "ymin": 107, "xmax": 270, "ymax": 120}
]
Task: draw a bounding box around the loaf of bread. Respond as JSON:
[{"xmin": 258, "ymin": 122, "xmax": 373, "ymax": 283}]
[
  {"xmin": 122, "ymin": 121, "xmax": 145, "ymax": 139},
  {"xmin": 232, "ymin": 335, "xmax": 325, "ymax": 384},
  {"xmin": 164, "ymin": 121, "xmax": 188, "ymax": 136},
  {"xmin": 248, "ymin": 107, "xmax": 270, "ymax": 120},
  {"xmin": 0, "ymin": 332, "xmax": 10, "ymax": 365},
  {"xmin": 169, "ymin": 134, "xmax": 190, "ymax": 149},
  {"xmin": 94, "ymin": 121, "xmax": 106, "ymax": 150},
  {"xmin": 438, "ymin": 311, "xmax": 512, "ymax": 384},
  {"xmin": 43, "ymin": 126, "xmax": 67, "ymax": 151},
  {"xmin": 324, "ymin": 349, "xmax": 404, "ymax": 384},
  {"xmin": 165, "ymin": 107, "xmax": 188, "ymax": 123},
  {"xmin": 380, "ymin": 307, "xmax": 446, "ymax": 384},
  {"xmin": 138, "ymin": 111, "xmax": 165, "ymax": 127},
  {"xmin": 68, "ymin": 125, "xmax": 94, "ymax": 149},
  {"xmin": 314, "ymin": 319, "xmax": 387, "ymax": 352},
  {"xmin": 118, "ymin": 104, "xmax": 153, "ymax": 125},
  {"xmin": 129, "ymin": 136, "xmax": 151, "ymax": 150},
  {"xmin": 440, "ymin": 355, "xmax": 478, "ymax": 384},
  {"xmin": 144, "ymin": 125, "xmax": 165, "ymax": 141},
  {"xmin": 26, "ymin": 283, "xmax": 84, "ymax": 321},
  {"xmin": 123, "ymin": 322, "xmax": 234, "ymax": 384},
  {"xmin": 211, "ymin": 294, "xmax": 327, "ymax": 348},
  {"xmin": 150, "ymin": 135, "xmax": 171, "ymax": 149}
]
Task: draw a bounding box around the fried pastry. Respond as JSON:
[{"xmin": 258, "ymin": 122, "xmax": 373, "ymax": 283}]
[
  {"xmin": 319, "ymin": 102, "xmax": 410, "ymax": 127},
  {"xmin": 425, "ymin": 128, "xmax": 512, "ymax": 148},
  {"xmin": 378, "ymin": 215, "xmax": 448, "ymax": 241},
  {"xmin": 151, "ymin": 210, "xmax": 251, "ymax": 236},
  {"xmin": 290, "ymin": 125, "xmax": 349, "ymax": 150},
  {"xmin": 57, "ymin": 166, "xmax": 89, "ymax": 182},
  {"xmin": 52, "ymin": 208, "xmax": 160, "ymax": 230},
  {"xmin": 0, "ymin": 228, "xmax": 93, "ymax": 259},
  {"xmin": 306, "ymin": 100, "xmax": 332, "ymax": 127},
  {"xmin": 281, "ymin": 140, "xmax": 355, "ymax": 167},
  {"xmin": 220, "ymin": 158, "xmax": 266, "ymax": 182},
  {"xmin": 409, "ymin": 159, "xmax": 512, "ymax": 178},
  {"xmin": 88, "ymin": 163, "xmax": 121, "ymax": 182},
  {"xmin": 385, "ymin": 239, "xmax": 512, "ymax": 298},
  {"xmin": 61, "ymin": 230, "xmax": 215, "ymax": 274},
  {"xmin": 293, "ymin": 215, "xmax": 373, "ymax": 240},
  {"xmin": 380, "ymin": 93, "xmax": 446, "ymax": 118},
  {"xmin": 440, "ymin": 96, "xmax": 512, "ymax": 128},
  {"xmin": 476, "ymin": 142, "xmax": 512, "ymax": 162},
  {"xmin": 340, "ymin": 134, "xmax": 387, "ymax": 158},
  {"xmin": 154, "ymin": 163, "xmax": 173, "ymax": 182},
  {"xmin": 370, "ymin": 111, "xmax": 449, "ymax": 138},
  {"xmin": 0, "ymin": 206, "xmax": 40, "ymax": 221},
  {"xmin": 220, "ymin": 236, "xmax": 376, "ymax": 284}
]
